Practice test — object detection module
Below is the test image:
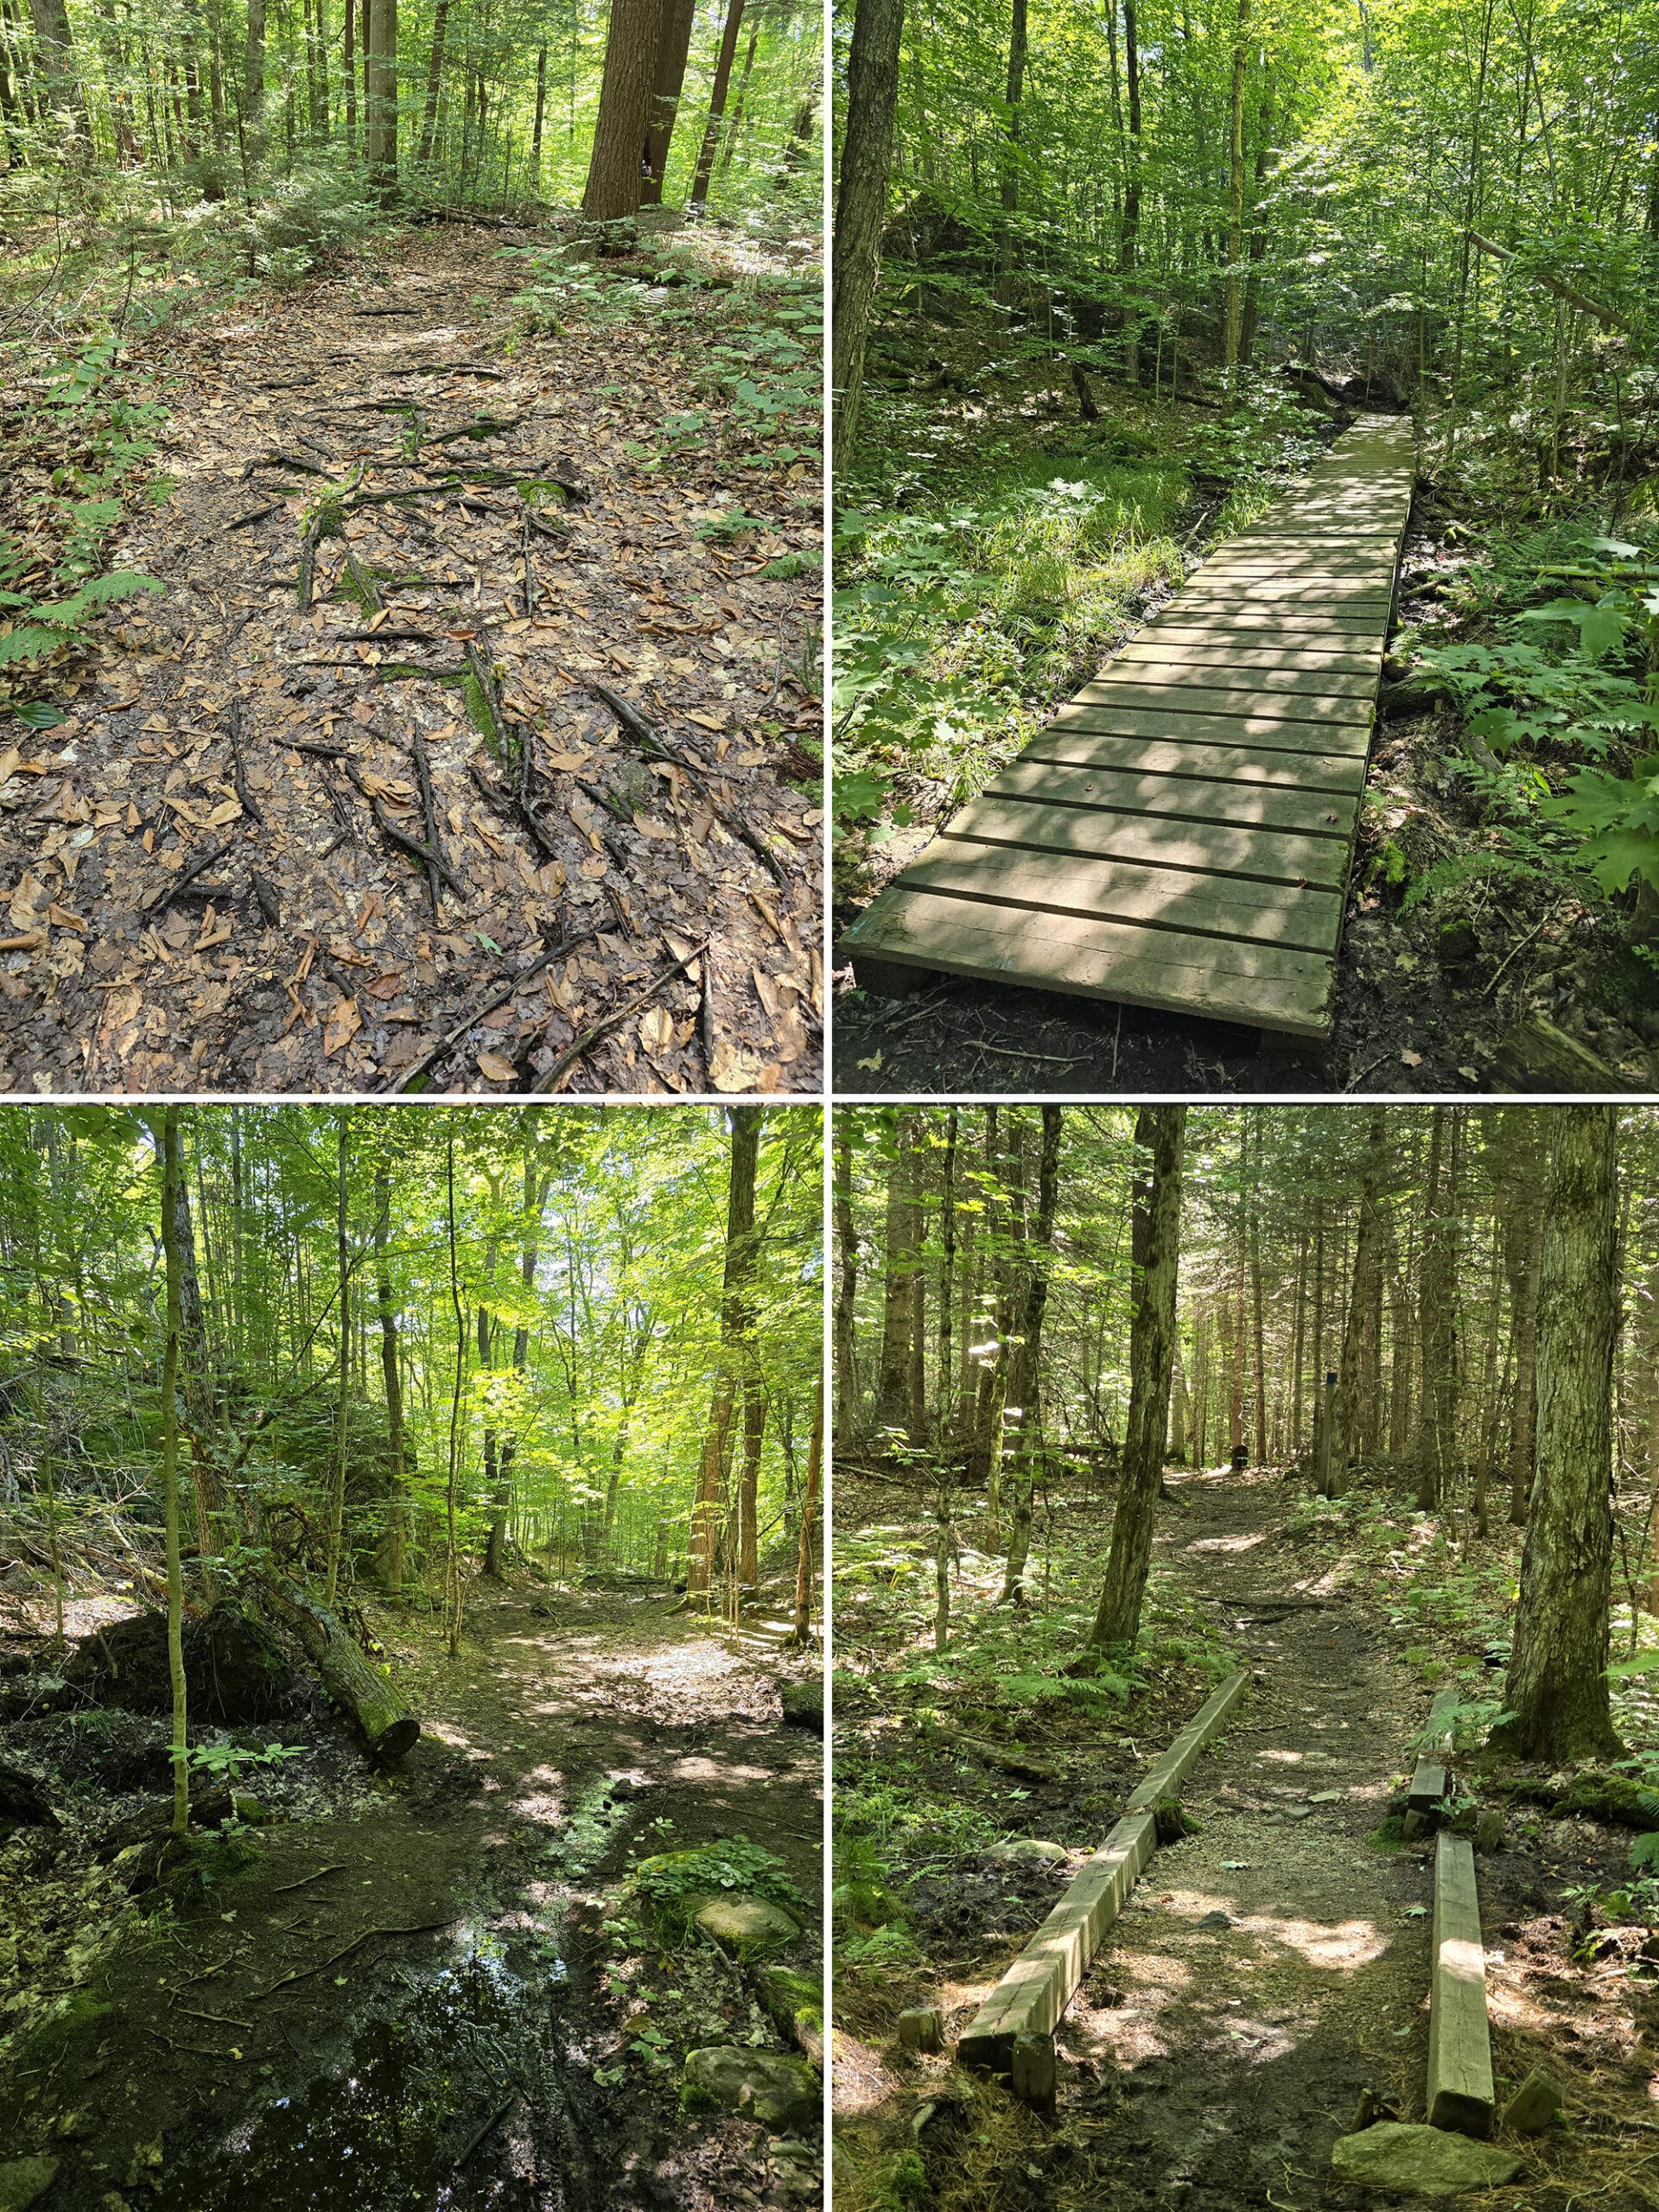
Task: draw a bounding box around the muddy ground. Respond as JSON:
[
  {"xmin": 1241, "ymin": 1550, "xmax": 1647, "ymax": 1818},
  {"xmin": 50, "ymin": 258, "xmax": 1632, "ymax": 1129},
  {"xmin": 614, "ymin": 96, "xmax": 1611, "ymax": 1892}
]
[
  {"xmin": 833, "ymin": 1465, "xmax": 1659, "ymax": 2212},
  {"xmin": 832, "ymin": 489, "xmax": 1657, "ymax": 1101},
  {"xmin": 1, "ymin": 1577, "xmax": 823, "ymax": 2211},
  {"xmin": 0, "ymin": 219, "xmax": 823, "ymax": 1096}
]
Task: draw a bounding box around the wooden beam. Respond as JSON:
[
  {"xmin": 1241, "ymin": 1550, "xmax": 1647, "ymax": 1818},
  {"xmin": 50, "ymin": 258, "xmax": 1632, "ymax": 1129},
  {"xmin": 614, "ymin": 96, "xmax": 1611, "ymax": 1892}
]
[
  {"xmin": 1427, "ymin": 1831, "xmax": 1496, "ymax": 2137},
  {"xmin": 957, "ymin": 1670, "xmax": 1248, "ymax": 2085},
  {"xmin": 1408, "ymin": 1686, "xmax": 1460, "ymax": 1814}
]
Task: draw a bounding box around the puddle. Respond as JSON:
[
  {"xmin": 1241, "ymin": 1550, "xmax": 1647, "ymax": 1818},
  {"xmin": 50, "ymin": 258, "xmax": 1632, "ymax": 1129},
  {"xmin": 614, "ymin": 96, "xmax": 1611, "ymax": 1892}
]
[{"xmin": 162, "ymin": 1787, "xmax": 650, "ymax": 2209}]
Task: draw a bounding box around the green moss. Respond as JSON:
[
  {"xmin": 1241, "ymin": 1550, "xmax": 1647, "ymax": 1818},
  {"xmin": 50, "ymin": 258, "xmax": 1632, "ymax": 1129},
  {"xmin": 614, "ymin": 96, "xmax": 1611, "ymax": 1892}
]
[
  {"xmin": 1367, "ymin": 1816, "xmax": 1408, "ymax": 1852},
  {"xmin": 19, "ymin": 1991, "xmax": 112, "ymax": 2066}
]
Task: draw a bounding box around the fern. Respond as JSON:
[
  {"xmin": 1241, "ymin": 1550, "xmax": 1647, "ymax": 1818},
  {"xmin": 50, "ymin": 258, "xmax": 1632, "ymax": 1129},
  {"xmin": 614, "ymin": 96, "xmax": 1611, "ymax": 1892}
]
[{"xmin": 1399, "ymin": 849, "xmax": 1542, "ymax": 913}]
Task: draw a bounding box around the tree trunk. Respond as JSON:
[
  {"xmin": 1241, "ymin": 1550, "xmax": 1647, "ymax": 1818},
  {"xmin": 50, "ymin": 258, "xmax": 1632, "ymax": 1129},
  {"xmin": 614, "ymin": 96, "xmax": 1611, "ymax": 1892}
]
[
  {"xmin": 830, "ymin": 0, "xmax": 904, "ymax": 453},
  {"xmin": 372, "ymin": 1164, "xmax": 405, "ymax": 1600},
  {"xmin": 876, "ymin": 1112, "xmax": 916, "ymax": 1430},
  {"xmin": 1121, "ymin": 0, "xmax": 1143, "ymax": 379},
  {"xmin": 690, "ymin": 1109, "xmax": 760, "ymax": 1598},
  {"xmin": 738, "ymin": 1377, "xmax": 764, "ymax": 1586},
  {"xmin": 1415, "ymin": 1106, "xmax": 1458, "ymax": 1510},
  {"xmin": 364, "ymin": 0, "xmax": 397, "ymax": 192},
  {"xmin": 834, "ymin": 1122, "xmax": 860, "ymax": 1447},
  {"xmin": 1332, "ymin": 1111, "xmax": 1386, "ymax": 1483},
  {"xmin": 1000, "ymin": 1107, "xmax": 1063, "ymax": 1602},
  {"xmin": 791, "ymin": 1376, "xmax": 822, "ymax": 1643},
  {"xmin": 686, "ymin": 0, "xmax": 743, "ymax": 209},
  {"xmin": 639, "ymin": 0, "xmax": 693, "ymax": 203},
  {"xmin": 244, "ymin": 0, "xmax": 265, "ymax": 158},
  {"xmin": 584, "ymin": 0, "xmax": 666, "ymax": 219},
  {"xmin": 1495, "ymin": 1108, "xmax": 1621, "ymax": 1764},
  {"xmin": 1223, "ymin": 0, "xmax": 1250, "ymax": 377},
  {"xmin": 1500, "ymin": 1110, "xmax": 1545, "ymax": 1525},
  {"xmin": 993, "ymin": 0, "xmax": 1027, "ymax": 299},
  {"xmin": 416, "ymin": 0, "xmax": 445, "ymax": 166},
  {"xmin": 269, "ymin": 1585, "xmax": 420, "ymax": 1759},
  {"xmin": 325, "ymin": 1115, "xmax": 350, "ymax": 1608},
  {"xmin": 1090, "ymin": 1107, "xmax": 1186, "ymax": 1647},
  {"xmin": 158, "ymin": 1109, "xmax": 189, "ymax": 1839}
]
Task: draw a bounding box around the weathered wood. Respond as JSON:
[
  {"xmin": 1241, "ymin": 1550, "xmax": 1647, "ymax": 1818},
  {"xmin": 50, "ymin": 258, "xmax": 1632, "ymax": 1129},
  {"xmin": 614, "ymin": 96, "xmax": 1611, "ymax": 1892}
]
[
  {"xmin": 957, "ymin": 1671, "xmax": 1249, "ymax": 2090},
  {"xmin": 1427, "ymin": 1831, "xmax": 1496, "ymax": 2138},
  {"xmin": 1408, "ymin": 1686, "xmax": 1461, "ymax": 1813},
  {"xmin": 836, "ymin": 414, "xmax": 1414, "ymax": 1036},
  {"xmin": 1124, "ymin": 1669, "xmax": 1249, "ymax": 1810},
  {"xmin": 265, "ymin": 1582, "xmax": 421, "ymax": 1761}
]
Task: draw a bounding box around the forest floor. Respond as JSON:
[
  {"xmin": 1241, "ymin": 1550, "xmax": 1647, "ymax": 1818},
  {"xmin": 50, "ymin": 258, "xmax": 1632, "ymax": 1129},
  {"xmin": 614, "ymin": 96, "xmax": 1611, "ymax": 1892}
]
[
  {"xmin": 0, "ymin": 217, "xmax": 823, "ymax": 1095},
  {"xmin": 0, "ymin": 1572, "xmax": 823, "ymax": 2211},
  {"xmin": 833, "ymin": 379, "xmax": 1656, "ymax": 1096},
  {"xmin": 833, "ymin": 1463, "xmax": 1659, "ymax": 2212}
]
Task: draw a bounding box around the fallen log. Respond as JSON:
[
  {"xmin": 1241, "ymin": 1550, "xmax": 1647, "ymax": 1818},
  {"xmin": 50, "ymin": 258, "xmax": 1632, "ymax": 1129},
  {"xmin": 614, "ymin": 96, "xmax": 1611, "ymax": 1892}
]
[
  {"xmin": 264, "ymin": 1583, "xmax": 420, "ymax": 1761},
  {"xmin": 1465, "ymin": 232, "xmax": 1630, "ymax": 334},
  {"xmin": 922, "ymin": 1722, "xmax": 1057, "ymax": 1782}
]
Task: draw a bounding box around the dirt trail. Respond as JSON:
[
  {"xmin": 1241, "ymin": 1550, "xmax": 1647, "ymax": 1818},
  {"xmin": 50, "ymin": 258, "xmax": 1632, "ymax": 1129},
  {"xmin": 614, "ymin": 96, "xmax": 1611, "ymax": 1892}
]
[
  {"xmin": 2, "ymin": 1583, "xmax": 823, "ymax": 2211},
  {"xmin": 868, "ymin": 1466, "xmax": 1657, "ymax": 2212},
  {"xmin": 0, "ymin": 224, "xmax": 823, "ymax": 1095}
]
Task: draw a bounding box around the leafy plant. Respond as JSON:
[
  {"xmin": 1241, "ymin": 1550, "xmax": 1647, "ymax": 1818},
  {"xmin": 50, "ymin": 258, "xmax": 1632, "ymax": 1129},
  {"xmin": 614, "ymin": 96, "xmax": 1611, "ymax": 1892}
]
[{"xmin": 629, "ymin": 1836, "xmax": 804, "ymax": 1945}]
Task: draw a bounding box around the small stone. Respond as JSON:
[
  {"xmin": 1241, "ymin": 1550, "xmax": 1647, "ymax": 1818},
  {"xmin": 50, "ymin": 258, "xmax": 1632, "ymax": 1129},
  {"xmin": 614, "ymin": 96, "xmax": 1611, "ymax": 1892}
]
[
  {"xmin": 1198, "ymin": 1910, "xmax": 1235, "ymax": 1930},
  {"xmin": 1285, "ymin": 1805, "xmax": 1314, "ymax": 1821},
  {"xmin": 692, "ymin": 1896, "xmax": 801, "ymax": 1954},
  {"xmin": 896, "ymin": 2006, "xmax": 944, "ymax": 2053},
  {"xmin": 1474, "ymin": 1808, "xmax": 1504, "ymax": 1854},
  {"xmin": 987, "ymin": 1839, "xmax": 1069, "ymax": 1865},
  {"xmin": 1331, "ymin": 2122, "xmax": 1522, "ymax": 2196},
  {"xmin": 231, "ymin": 1794, "xmax": 263, "ymax": 1823},
  {"xmin": 1308, "ymin": 1790, "xmax": 1344, "ymax": 1804},
  {"xmin": 1502, "ymin": 2067, "xmax": 1562, "ymax": 2134},
  {"xmin": 0, "ymin": 2158, "xmax": 60, "ymax": 2212},
  {"xmin": 683, "ymin": 2046, "xmax": 819, "ymax": 2131}
]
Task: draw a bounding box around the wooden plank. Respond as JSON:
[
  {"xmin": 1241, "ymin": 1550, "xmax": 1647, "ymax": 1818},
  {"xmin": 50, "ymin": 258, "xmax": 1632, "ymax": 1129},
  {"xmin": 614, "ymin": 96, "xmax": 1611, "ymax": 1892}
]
[
  {"xmin": 1049, "ymin": 702, "xmax": 1373, "ymax": 757},
  {"xmin": 987, "ymin": 760, "xmax": 1360, "ymax": 836},
  {"xmin": 957, "ymin": 1673, "xmax": 1249, "ymax": 2083},
  {"xmin": 840, "ymin": 887, "xmax": 1338, "ymax": 1036},
  {"xmin": 957, "ymin": 1812, "xmax": 1157, "ymax": 2073},
  {"xmin": 1125, "ymin": 1670, "xmax": 1250, "ymax": 1810},
  {"xmin": 942, "ymin": 793, "xmax": 1353, "ymax": 891},
  {"xmin": 1107, "ymin": 660, "xmax": 1378, "ymax": 699},
  {"xmin": 840, "ymin": 415, "xmax": 1414, "ymax": 1039},
  {"xmin": 1017, "ymin": 731, "xmax": 1369, "ymax": 793},
  {"xmin": 1427, "ymin": 1832, "xmax": 1496, "ymax": 2138},
  {"xmin": 1073, "ymin": 676, "xmax": 1376, "ymax": 725},
  {"xmin": 896, "ymin": 838, "xmax": 1344, "ymax": 952},
  {"xmin": 1408, "ymin": 1687, "xmax": 1461, "ymax": 1812}
]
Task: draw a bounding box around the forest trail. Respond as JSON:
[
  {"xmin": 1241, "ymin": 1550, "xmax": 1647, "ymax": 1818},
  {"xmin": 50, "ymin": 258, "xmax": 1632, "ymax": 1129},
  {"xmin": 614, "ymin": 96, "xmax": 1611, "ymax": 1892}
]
[
  {"xmin": 840, "ymin": 417, "xmax": 1414, "ymax": 1050},
  {"xmin": 0, "ymin": 225, "xmax": 823, "ymax": 1096},
  {"xmin": 4, "ymin": 1583, "xmax": 823, "ymax": 2212}
]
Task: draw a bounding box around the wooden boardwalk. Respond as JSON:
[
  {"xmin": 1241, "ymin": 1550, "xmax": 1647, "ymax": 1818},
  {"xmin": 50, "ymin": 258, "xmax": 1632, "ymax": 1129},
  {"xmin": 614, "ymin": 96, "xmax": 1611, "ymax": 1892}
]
[{"xmin": 840, "ymin": 415, "xmax": 1417, "ymax": 1043}]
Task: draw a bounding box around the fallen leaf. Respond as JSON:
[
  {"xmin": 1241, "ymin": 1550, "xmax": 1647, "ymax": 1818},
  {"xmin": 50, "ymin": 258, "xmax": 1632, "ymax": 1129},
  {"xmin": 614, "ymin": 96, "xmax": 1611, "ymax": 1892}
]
[
  {"xmin": 543, "ymin": 748, "xmax": 590, "ymax": 772},
  {"xmin": 1401, "ymin": 1050, "xmax": 1422, "ymax": 1068},
  {"xmin": 47, "ymin": 903, "xmax": 87, "ymax": 934},
  {"xmin": 580, "ymin": 856, "xmax": 608, "ymax": 879},
  {"xmin": 477, "ymin": 1051, "xmax": 518, "ymax": 1083},
  {"xmin": 0, "ymin": 747, "xmax": 18, "ymax": 782},
  {"xmin": 684, "ymin": 711, "xmax": 725, "ymax": 732},
  {"xmin": 639, "ymin": 1005, "xmax": 675, "ymax": 1054},
  {"xmin": 207, "ymin": 798, "xmax": 244, "ymax": 827},
  {"xmin": 0, "ymin": 931, "xmax": 45, "ymax": 952},
  {"xmin": 855, "ymin": 1051, "xmax": 883, "ymax": 1073},
  {"xmin": 709, "ymin": 1039, "xmax": 762, "ymax": 1094},
  {"xmin": 323, "ymin": 995, "xmax": 361, "ymax": 1056},
  {"xmin": 368, "ymin": 972, "xmax": 404, "ymax": 1000}
]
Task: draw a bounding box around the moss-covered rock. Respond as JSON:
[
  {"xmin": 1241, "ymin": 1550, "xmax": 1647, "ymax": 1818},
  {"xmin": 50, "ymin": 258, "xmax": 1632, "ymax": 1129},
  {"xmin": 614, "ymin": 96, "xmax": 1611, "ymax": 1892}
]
[{"xmin": 683, "ymin": 2046, "xmax": 819, "ymax": 2131}]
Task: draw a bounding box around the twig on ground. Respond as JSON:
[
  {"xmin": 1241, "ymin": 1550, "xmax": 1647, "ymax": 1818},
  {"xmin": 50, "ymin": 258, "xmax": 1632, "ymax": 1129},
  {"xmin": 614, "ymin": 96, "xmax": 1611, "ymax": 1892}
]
[
  {"xmin": 250, "ymin": 1918, "xmax": 455, "ymax": 1999},
  {"xmin": 385, "ymin": 927, "xmax": 600, "ymax": 1094},
  {"xmin": 141, "ymin": 837, "xmax": 238, "ymax": 914},
  {"xmin": 226, "ymin": 701, "xmax": 263, "ymax": 827},
  {"xmin": 591, "ymin": 683, "xmax": 792, "ymax": 893},
  {"xmin": 408, "ymin": 722, "xmax": 442, "ymax": 918},
  {"xmin": 531, "ymin": 939, "xmax": 709, "ymax": 1094},
  {"xmin": 270, "ymin": 1864, "xmax": 350, "ymax": 1894}
]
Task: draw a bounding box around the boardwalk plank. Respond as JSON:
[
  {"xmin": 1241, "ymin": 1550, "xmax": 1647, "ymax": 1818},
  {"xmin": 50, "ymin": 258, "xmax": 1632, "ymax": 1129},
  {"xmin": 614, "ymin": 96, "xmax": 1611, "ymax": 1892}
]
[{"xmin": 840, "ymin": 414, "xmax": 1414, "ymax": 1039}]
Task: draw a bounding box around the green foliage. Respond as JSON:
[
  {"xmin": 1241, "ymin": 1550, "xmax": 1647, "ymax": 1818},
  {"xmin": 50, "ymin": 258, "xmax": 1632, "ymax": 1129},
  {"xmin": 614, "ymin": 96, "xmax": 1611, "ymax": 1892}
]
[
  {"xmin": 251, "ymin": 160, "xmax": 382, "ymax": 283},
  {"xmin": 630, "ymin": 1837, "xmax": 805, "ymax": 1946}
]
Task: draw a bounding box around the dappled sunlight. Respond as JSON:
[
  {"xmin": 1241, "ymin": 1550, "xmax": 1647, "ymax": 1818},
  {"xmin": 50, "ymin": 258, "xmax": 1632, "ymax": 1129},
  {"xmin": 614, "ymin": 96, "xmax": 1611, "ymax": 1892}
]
[
  {"xmin": 1257, "ymin": 1747, "xmax": 1306, "ymax": 1764},
  {"xmin": 1183, "ymin": 1532, "xmax": 1268, "ymax": 1554},
  {"xmin": 1239, "ymin": 1912, "xmax": 1389, "ymax": 1971}
]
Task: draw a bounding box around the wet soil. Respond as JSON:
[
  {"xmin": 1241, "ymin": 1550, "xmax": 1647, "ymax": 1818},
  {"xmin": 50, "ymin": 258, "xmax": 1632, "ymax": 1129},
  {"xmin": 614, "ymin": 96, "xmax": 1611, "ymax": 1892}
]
[
  {"xmin": 835, "ymin": 1468, "xmax": 1659, "ymax": 2212},
  {"xmin": 2, "ymin": 1580, "xmax": 823, "ymax": 2211},
  {"xmin": 0, "ymin": 221, "xmax": 823, "ymax": 1096}
]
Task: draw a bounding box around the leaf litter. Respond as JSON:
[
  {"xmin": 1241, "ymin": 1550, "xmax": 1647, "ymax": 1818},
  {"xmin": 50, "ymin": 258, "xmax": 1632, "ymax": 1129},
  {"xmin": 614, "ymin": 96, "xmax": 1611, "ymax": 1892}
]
[{"xmin": 0, "ymin": 222, "xmax": 823, "ymax": 1096}]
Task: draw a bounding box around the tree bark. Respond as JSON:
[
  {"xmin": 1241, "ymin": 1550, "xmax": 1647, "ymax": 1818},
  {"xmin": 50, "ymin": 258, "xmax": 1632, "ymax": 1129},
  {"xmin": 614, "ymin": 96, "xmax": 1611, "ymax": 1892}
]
[
  {"xmin": 1332, "ymin": 1111, "xmax": 1386, "ymax": 1484},
  {"xmin": 1495, "ymin": 1108, "xmax": 1621, "ymax": 1764},
  {"xmin": 372, "ymin": 1163, "xmax": 405, "ymax": 1599},
  {"xmin": 686, "ymin": 0, "xmax": 743, "ymax": 209},
  {"xmin": 830, "ymin": 0, "xmax": 905, "ymax": 453},
  {"xmin": 690, "ymin": 1109, "xmax": 760, "ymax": 1598},
  {"xmin": 364, "ymin": 0, "xmax": 397, "ymax": 192},
  {"xmin": 1415, "ymin": 1106, "xmax": 1458, "ymax": 1509},
  {"xmin": 158, "ymin": 1109, "xmax": 189, "ymax": 1839},
  {"xmin": 639, "ymin": 0, "xmax": 693, "ymax": 203},
  {"xmin": 834, "ymin": 1122, "xmax": 859, "ymax": 1447},
  {"xmin": 791, "ymin": 1376, "xmax": 822, "ymax": 1642},
  {"xmin": 875, "ymin": 1112, "xmax": 916, "ymax": 1430},
  {"xmin": 269, "ymin": 1585, "xmax": 419, "ymax": 1759},
  {"xmin": 1001, "ymin": 1107, "xmax": 1063, "ymax": 1602},
  {"xmin": 325, "ymin": 1114, "xmax": 349, "ymax": 1608},
  {"xmin": 1090, "ymin": 1106, "xmax": 1187, "ymax": 1647},
  {"xmin": 1223, "ymin": 0, "xmax": 1250, "ymax": 376},
  {"xmin": 416, "ymin": 0, "xmax": 445, "ymax": 167}
]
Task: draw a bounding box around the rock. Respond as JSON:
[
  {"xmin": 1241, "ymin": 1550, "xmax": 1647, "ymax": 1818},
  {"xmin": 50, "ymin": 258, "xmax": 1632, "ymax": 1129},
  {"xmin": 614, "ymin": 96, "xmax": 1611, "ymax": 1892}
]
[
  {"xmin": 606, "ymin": 1776, "xmax": 642, "ymax": 1801},
  {"xmin": 231, "ymin": 1794, "xmax": 264, "ymax": 1824},
  {"xmin": 766, "ymin": 2139, "xmax": 820, "ymax": 2206},
  {"xmin": 1308, "ymin": 1790, "xmax": 1344, "ymax": 1805},
  {"xmin": 1285, "ymin": 1805, "xmax": 1314, "ymax": 1821},
  {"xmin": 896, "ymin": 2006, "xmax": 944, "ymax": 2053},
  {"xmin": 779, "ymin": 1681, "xmax": 822, "ymax": 1734},
  {"xmin": 1331, "ymin": 2122, "xmax": 1522, "ymax": 2195},
  {"xmin": 1502, "ymin": 2067, "xmax": 1562, "ymax": 2134},
  {"xmin": 0, "ymin": 1759, "xmax": 60, "ymax": 1827},
  {"xmin": 692, "ymin": 1896, "xmax": 800, "ymax": 1954},
  {"xmin": 987, "ymin": 1838, "xmax": 1068, "ymax": 1865},
  {"xmin": 0, "ymin": 2158, "xmax": 60, "ymax": 2212},
  {"xmin": 1474, "ymin": 1808, "xmax": 1504, "ymax": 1853},
  {"xmin": 683, "ymin": 2046, "xmax": 820, "ymax": 2131},
  {"xmin": 0, "ymin": 1563, "xmax": 39, "ymax": 1594},
  {"xmin": 1198, "ymin": 1910, "xmax": 1235, "ymax": 1930},
  {"xmin": 1350, "ymin": 2087, "xmax": 1400, "ymax": 2132}
]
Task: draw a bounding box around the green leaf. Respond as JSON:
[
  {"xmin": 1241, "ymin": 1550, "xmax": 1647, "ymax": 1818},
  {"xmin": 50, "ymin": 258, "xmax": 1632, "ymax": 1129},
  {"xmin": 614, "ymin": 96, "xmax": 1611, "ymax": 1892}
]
[
  {"xmin": 1630, "ymin": 1832, "xmax": 1659, "ymax": 1869},
  {"xmin": 1607, "ymin": 1650, "xmax": 1659, "ymax": 1678}
]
